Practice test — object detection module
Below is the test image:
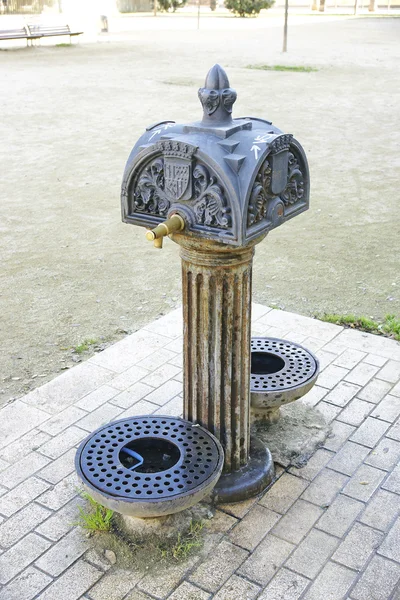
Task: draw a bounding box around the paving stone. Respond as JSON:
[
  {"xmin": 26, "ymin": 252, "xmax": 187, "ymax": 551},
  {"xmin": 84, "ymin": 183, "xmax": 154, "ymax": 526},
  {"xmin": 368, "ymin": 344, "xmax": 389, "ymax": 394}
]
[
  {"xmin": 387, "ymin": 418, "xmax": 400, "ymax": 442},
  {"xmin": 334, "ymin": 349, "xmax": 366, "ymax": 370},
  {"xmin": 371, "ymin": 395, "xmax": 400, "ymax": 423},
  {"xmin": 116, "ymin": 400, "xmax": 159, "ymax": 420},
  {"xmin": 317, "ymin": 365, "xmax": 349, "ymax": 389},
  {"xmin": 382, "ymin": 463, "xmax": 400, "ymax": 494},
  {"xmin": 365, "ymin": 437, "xmax": 400, "ymax": 471},
  {"xmin": 252, "ymin": 302, "xmax": 272, "ymax": 320},
  {"xmin": 84, "ymin": 548, "xmax": 112, "ymax": 573},
  {"xmin": 136, "ymin": 348, "xmax": 177, "ymax": 371},
  {"xmin": 24, "ymin": 362, "xmax": 115, "ymax": 414},
  {"xmin": 109, "ymin": 383, "xmax": 155, "ymax": 409},
  {"xmin": 0, "ymin": 502, "xmax": 51, "ymax": 548},
  {"xmin": 144, "ymin": 379, "xmax": 183, "ymax": 406},
  {"xmin": 144, "ymin": 308, "xmax": 183, "ymax": 338},
  {"xmin": 302, "ymin": 561, "xmax": 356, "ymax": 600},
  {"xmin": 391, "ymin": 380, "xmax": 400, "ymax": 397},
  {"xmin": 39, "ymin": 448, "xmax": 76, "ymax": 484},
  {"xmin": 124, "ymin": 591, "xmax": 154, "ymax": 600},
  {"xmin": 212, "ymin": 574, "xmax": 260, "ymax": 600},
  {"xmin": 217, "ymin": 495, "xmax": 259, "ymax": 519},
  {"xmin": 342, "ymin": 464, "xmax": 386, "ymax": 501},
  {"xmin": 314, "ymin": 350, "xmax": 337, "ymax": 371},
  {"xmin": 0, "ymin": 533, "xmax": 51, "ymax": 584},
  {"xmin": 259, "ymin": 473, "xmax": 309, "ymax": 513},
  {"xmin": 35, "ymin": 496, "xmax": 82, "ymax": 541},
  {"xmin": 37, "ymin": 472, "xmax": 79, "ymax": 510},
  {"xmin": 36, "ymin": 558, "xmax": 103, "ymax": 600},
  {"xmin": 206, "ymin": 510, "xmax": 238, "ymax": 534},
  {"xmin": 289, "ymin": 449, "xmax": 334, "ymax": 481},
  {"xmin": 323, "ymin": 421, "xmax": 356, "ymax": 452},
  {"xmin": 164, "ymin": 336, "xmax": 183, "ymax": 353},
  {"xmin": 301, "ymin": 469, "xmax": 348, "ymax": 507},
  {"xmin": 189, "ymin": 539, "xmax": 248, "ymax": 592},
  {"xmin": 316, "ymin": 494, "xmax": 364, "ymax": 537},
  {"xmin": 89, "ymin": 329, "xmax": 170, "ymax": 373},
  {"xmin": 85, "ymin": 567, "xmax": 143, "ymax": 600},
  {"xmin": 285, "ymin": 528, "xmax": 338, "ymax": 579},
  {"xmin": 107, "ymin": 365, "xmax": 150, "ymax": 391},
  {"xmin": 337, "ymin": 398, "xmax": 374, "ymax": 427},
  {"xmin": 154, "ymin": 395, "xmax": 183, "ymax": 416},
  {"xmin": 77, "ymin": 402, "xmax": 123, "ymax": 432},
  {"xmin": 334, "ymin": 329, "xmax": 400, "ymax": 362},
  {"xmin": 0, "ymin": 428, "xmax": 51, "ymax": 464},
  {"xmin": 0, "ymin": 401, "xmax": 50, "ymax": 449},
  {"xmin": 238, "ymin": 533, "xmax": 295, "ymax": 585},
  {"xmin": 75, "ymin": 385, "xmax": 120, "ymax": 411},
  {"xmin": 360, "ymin": 489, "xmax": 400, "ymax": 531},
  {"xmin": 300, "ymin": 385, "xmax": 328, "ymax": 408},
  {"xmin": 141, "ymin": 363, "xmax": 181, "ymax": 387},
  {"xmin": 39, "ymin": 405, "xmax": 87, "ymax": 436},
  {"xmin": 357, "ymin": 378, "xmax": 393, "ymax": 404},
  {"xmin": 168, "ymin": 581, "xmax": 211, "ymax": 600},
  {"xmin": 350, "ymin": 417, "xmax": 390, "ymax": 447},
  {"xmin": 323, "ymin": 381, "xmax": 361, "ymax": 407},
  {"xmin": 327, "ymin": 441, "xmax": 370, "ymax": 476},
  {"xmin": 0, "ymin": 459, "xmax": 8, "ymax": 472},
  {"xmin": 38, "ymin": 425, "xmax": 87, "ymax": 459},
  {"xmin": 377, "ymin": 359, "xmax": 400, "ymax": 383},
  {"xmin": 0, "ymin": 476, "xmax": 50, "ymax": 517},
  {"xmin": 363, "ymin": 354, "xmax": 387, "ymax": 367},
  {"xmin": 169, "ymin": 354, "xmax": 183, "ymax": 369},
  {"xmin": 259, "ymin": 309, "xmax": 341, "ymax": 342},
  {"xmin": 0, "ymin": 451, "xmax": 50, "ymax": 490},
  {"xmin": 315, "ymin": 402, "xmax": 342, "ymax": 423},
  {"xmin": 272, "ymin": 500, "xmax": 324, "ymax": 545},
  {"xmin": 320, "ymin": 339, "xmax": 348, "ymax": 355},
  {"xmin": 302, "ymin": 337, "xmax": 328, "ymax": 352},
  {"xmin": 257, "ymin": 568, "xmax": 309, "ymax": 600},
  {"xmin": 0, "ymin": 566, "xmax": 52, "ymax": 600},
  {"xmin": 35, "ymin": 527, "xmax": 89, "ymax": 576},
  {"xmin": 228, "ymin": 504, "xmax": 280, "ymax": 550},
  {"xmin": 344, "ymin": 363, "xmax": 379, "ymax": 386},
  {"xmin": 332, "ymin": 522, "xmax": 383, "ymax": 570},
  {"xmin": 350, "ymin": 554, "xmax": 400, "ymax": 600},
  {"xmin": 378, "ymin": 516, "xmax": 400, "ymax": 562},
  {"xmin": 173, "ymin": 371, "xmax": 184, "ymax": 383}
]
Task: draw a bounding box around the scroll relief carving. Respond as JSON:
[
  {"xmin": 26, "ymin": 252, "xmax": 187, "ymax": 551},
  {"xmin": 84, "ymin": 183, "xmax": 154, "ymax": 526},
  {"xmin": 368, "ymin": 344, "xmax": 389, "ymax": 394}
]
[
  {"xmin": 247, "ymin": 146, "xmax": 306, "ymax": 227},
  {"xmin": 132, "ymin": 141, "xmax": 231, "ymax": 230}
]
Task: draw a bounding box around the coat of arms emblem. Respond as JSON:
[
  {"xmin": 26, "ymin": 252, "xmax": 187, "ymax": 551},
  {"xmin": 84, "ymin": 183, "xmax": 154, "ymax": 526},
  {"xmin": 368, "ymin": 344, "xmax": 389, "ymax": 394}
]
[{"xmin": 164, "ymin": 158, "xmax": 192, "ymax": 201}]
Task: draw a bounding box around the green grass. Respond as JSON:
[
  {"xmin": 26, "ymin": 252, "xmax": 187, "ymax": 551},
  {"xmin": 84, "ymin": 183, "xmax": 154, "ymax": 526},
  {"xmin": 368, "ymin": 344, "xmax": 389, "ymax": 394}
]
[
  {"xmin": 319, "ymin": 314, "xmax": 400, "ymax": 342},
  {"xmin": 158, "ymin": 520, "xmax": 204, "ymax": 561},
  {"xmin": 246, "ymin": 64, "xmax": 318, "ymax": 72},
  {"xmin": 74, "ymin": 338, "xmax": 98, "ymax": 354},
  {"xmin": 76, "ymin": 493, "xmax": 114, "ymax": 532}
]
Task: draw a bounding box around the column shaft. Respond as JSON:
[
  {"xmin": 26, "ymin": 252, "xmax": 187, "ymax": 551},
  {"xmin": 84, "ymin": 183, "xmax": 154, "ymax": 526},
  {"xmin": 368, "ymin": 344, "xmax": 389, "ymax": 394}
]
[{"xmin": 181, "ymin": 244, "xmax": 253, "ymax": 473}]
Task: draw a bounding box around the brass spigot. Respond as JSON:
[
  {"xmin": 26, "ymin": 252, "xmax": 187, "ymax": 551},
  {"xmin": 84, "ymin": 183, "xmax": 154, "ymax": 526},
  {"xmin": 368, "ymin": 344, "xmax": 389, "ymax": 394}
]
[{"xmin": 145, "ymin": 214, "xmax": 185, "ymax": 248}]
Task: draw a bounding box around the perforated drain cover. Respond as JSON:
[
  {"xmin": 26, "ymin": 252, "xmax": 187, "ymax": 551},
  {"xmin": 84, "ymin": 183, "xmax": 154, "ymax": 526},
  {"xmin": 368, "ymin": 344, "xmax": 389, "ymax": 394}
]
[
  {"xmin": 76, "ymin": 416, "xmax": 223, "ymax": 512},
  {"xmin": 250, "ymin": 337, "xmax": 319, "ymax": 392}
]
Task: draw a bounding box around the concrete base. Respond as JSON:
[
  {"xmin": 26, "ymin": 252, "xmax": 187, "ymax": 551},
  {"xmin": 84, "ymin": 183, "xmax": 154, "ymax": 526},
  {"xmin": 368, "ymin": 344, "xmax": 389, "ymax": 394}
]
[{"xmin": 114, "ymin": 502, "xmax": 213, "ymax": 541}]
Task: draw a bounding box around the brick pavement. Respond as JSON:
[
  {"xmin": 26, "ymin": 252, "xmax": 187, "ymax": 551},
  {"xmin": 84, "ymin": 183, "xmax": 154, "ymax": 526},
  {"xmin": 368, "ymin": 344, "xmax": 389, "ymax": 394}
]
[{"xmin": 0, "ymin": 304, "xmax": 399, "ymax": 599}]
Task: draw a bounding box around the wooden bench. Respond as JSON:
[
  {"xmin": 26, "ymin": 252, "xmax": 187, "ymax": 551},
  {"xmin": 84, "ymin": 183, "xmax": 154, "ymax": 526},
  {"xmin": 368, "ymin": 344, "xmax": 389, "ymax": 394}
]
[
  {"xmin": 0, "ymin": 27, "xmax": 41, "ymax": 46},
  {"xmin": 26, "ymin": 24, "xmax": 83, "ymax": 44}
]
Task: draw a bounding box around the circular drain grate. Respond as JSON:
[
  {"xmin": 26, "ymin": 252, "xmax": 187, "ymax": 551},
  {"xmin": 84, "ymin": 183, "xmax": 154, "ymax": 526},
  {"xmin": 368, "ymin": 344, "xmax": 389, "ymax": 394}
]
[
  {"xmin": 76, "ymin": 416, "xmax": 223, "ymax": 501},
  {"xmin": 251, "ymin": 337, "xmax": 318, "ymax": 392}
]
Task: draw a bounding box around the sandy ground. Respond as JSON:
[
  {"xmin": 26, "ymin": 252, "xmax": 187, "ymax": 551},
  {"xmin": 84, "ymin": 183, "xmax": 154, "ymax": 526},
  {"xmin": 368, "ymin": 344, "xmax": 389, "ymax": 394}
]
[{"xmin": 1, "ymin": 15, "xmax": 399, "ymax": 405}]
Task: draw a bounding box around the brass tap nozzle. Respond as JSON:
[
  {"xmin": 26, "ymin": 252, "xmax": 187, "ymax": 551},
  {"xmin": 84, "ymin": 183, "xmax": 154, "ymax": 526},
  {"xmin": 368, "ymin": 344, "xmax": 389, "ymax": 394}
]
[{"xmin": 145, "ymin": 214, "xmax": 185, "ymax": 249}]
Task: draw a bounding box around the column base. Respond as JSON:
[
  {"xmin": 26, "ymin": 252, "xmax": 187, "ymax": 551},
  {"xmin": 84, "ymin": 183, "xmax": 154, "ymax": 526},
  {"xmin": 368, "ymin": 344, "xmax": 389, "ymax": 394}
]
[{"xmin": 213, "ymin": 437, "xmax": 275, "ymax": 503}]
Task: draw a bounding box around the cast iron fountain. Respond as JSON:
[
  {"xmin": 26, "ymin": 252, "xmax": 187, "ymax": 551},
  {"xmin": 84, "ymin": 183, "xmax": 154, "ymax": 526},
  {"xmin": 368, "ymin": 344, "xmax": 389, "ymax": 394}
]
[{"xmin": 76, "ymin": 64, "xmax": 311, "ymax": 515}]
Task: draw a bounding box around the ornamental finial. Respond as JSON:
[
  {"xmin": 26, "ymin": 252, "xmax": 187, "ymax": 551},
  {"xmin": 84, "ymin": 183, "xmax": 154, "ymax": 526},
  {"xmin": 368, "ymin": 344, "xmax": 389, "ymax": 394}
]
[{"xmin": 198, "ymin": 64, "xmax": 237, "ymax": 126}]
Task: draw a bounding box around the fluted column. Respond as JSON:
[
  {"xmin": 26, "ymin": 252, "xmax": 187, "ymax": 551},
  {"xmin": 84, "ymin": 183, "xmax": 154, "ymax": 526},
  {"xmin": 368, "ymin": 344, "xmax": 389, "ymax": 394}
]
[{"xmin": 180, "ymin": 240, "xmax": 254, "ymax": 473}]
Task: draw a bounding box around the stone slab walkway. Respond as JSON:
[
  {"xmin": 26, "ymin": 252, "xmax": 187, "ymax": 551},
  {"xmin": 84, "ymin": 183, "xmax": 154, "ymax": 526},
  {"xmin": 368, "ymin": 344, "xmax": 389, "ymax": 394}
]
[{"xmin": 0, "ymin": 304, "xmax": 399, "ymax": 600}]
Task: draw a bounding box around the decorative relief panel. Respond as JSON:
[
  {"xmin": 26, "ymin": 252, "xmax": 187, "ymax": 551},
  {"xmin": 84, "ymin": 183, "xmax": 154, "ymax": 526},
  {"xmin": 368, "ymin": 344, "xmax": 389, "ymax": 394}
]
[
  {"xmin": 130, "ymin": 141, "xmax": 231, "ymax": 231},
  {"xmin": 247, "ymin": 144, "xmax": 306, "ymax": 228}
]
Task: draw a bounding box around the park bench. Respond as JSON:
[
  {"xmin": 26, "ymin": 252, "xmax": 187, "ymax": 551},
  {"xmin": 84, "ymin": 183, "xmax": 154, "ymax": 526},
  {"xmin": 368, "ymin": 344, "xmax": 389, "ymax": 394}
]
[
  {"xmin": 0, "ymin": 26, "xmax": 41, "ymax": 46},
  {"xmin": 26, "ymin": 24, "xmax": 83, "ymax": 44}
]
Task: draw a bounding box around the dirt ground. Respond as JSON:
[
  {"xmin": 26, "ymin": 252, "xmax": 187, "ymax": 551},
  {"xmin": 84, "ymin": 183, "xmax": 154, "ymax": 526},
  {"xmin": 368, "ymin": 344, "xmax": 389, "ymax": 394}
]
[{"xmin": 1, "ymin": 15, "xmax": 399, "ymax": 405}]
